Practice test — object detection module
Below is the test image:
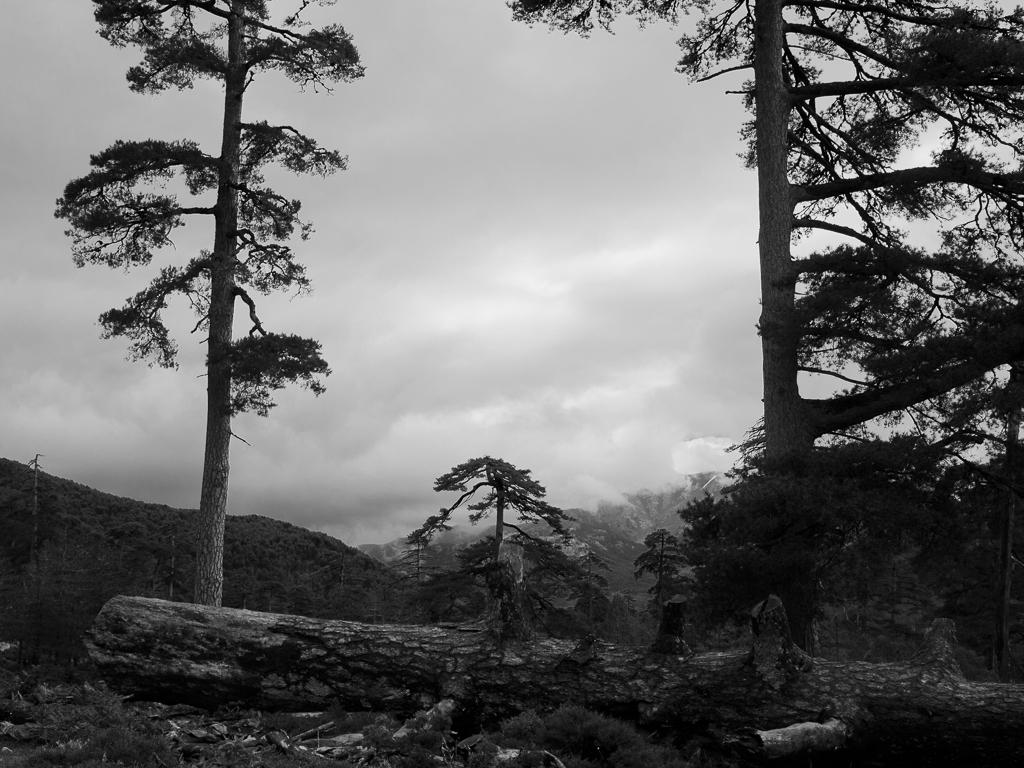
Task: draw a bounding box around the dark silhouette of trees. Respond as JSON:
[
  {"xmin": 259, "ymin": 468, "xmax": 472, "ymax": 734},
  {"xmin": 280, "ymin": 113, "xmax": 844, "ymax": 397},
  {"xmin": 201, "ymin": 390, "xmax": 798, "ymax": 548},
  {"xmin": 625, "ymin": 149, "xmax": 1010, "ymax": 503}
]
[
  {"xmin": 510, "ymin": 0, "xmax": 1024, "ymax": 664},
  {"xmin": 681, "ymin": 438, "xmax": 967, "ymax": 653},
  {"xmin": 410, "ymin": 457, "xmax": 575, "ymax": 638},
  {"xmin": 633, "ymin": 528, "xmax": 687, "ymax": 611},
  {"xmin": 55, "ymin": 0, "xmax": 363, "ymax": 606},
  {"xmin": 576, "ymin": 548, "xmax": 611, "ymax": 628},
  {"xmin": 399, "ymin": 511, "xmax": 452, "ymax": 583},
  {"xmin": 415, "ymin": 456, "xmax": 574, "ymax": 560}
]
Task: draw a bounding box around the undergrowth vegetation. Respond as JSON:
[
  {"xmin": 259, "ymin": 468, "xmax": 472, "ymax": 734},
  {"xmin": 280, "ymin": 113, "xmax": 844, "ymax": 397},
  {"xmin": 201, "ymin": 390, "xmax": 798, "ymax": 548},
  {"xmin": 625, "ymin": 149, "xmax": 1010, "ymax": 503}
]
[
  {"xmin": 497, "ymin": 706, "xmax": 691, "ymax": 768},
  {"xmin": 0, "ymin": 665, "xmax": 731, "ymax": 768}
]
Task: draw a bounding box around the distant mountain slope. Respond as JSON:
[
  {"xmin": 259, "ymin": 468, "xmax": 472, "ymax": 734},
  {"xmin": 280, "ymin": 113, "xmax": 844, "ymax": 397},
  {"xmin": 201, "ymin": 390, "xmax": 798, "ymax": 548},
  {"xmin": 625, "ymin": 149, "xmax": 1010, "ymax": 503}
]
[
  {"xmin": 591, "ymin": 472, "xmax": 725, "ymax": 537},
  {"xmin": 0, "ymin": 457, "xmax": 391, "ymax": 631},
  {"xmin": 563, "ymin": 474, "xmax": 724, "ymax": 594}
]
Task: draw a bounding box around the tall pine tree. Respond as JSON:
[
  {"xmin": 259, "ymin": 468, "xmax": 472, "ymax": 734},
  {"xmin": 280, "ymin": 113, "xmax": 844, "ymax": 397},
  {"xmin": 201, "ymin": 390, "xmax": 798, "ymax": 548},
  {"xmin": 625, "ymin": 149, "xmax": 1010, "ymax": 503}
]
[
  {"xmin": 510, "ymin": 1, "xmax": 1024, "ymax": 465},
  {"xmin": 56, "ymin": 0, "xmax": 363, "ymax": 605}
]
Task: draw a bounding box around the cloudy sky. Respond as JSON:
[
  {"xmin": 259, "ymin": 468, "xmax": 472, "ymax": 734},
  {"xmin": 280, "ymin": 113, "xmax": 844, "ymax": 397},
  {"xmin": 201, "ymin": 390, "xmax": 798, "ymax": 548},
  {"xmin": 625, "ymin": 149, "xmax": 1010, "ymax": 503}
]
[{"xmin": 0, "ymin": 0, "xmax": 765, "ymax": 544}]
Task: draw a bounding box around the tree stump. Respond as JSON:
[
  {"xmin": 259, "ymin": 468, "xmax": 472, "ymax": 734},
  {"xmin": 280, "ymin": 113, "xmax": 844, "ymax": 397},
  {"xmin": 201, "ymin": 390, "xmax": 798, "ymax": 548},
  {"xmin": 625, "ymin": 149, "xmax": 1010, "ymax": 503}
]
[
  {"xmin": 650, "ymin": 596, "xmax": 690, "ymax": 656},
  {"xmin": 484, "ymin": 539, "xmax": 532, "ymax": 641}
]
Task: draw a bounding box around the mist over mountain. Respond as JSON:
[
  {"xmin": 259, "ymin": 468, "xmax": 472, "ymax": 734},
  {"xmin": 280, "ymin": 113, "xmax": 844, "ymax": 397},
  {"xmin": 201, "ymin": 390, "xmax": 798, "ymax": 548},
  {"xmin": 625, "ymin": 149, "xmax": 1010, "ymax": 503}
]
[
  {"xmin": 0, "ymin": 454, "xmax": 726, "ymax": 662},
  {"xmin": 588, "ymin": 472, "xmax": 725, "ymax": 537},
  {"xmin": 359, "ymin": 472, "xmax": 726, "ymax": 595}
]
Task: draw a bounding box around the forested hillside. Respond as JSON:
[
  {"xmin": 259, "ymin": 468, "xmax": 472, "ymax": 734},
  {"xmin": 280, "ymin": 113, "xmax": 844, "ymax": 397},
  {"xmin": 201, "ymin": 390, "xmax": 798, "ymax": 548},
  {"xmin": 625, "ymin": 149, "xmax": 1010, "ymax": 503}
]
[
  {"xmin": 0, "ymin": 458, "xmax": 393, "ymax": 664},
  {"xmin": 3, "ymin": 453, "xmax": 1019, "ymax": 682}
]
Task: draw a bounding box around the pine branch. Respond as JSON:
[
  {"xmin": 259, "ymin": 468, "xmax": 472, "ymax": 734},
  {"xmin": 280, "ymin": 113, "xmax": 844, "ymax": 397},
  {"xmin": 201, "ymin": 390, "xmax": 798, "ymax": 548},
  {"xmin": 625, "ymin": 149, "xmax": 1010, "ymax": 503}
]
[
  {"xmin": 796, "ymin": 164, "xmax": 1024, "ymax": 204},
  {"xmin": 233, "ymin": 286, "xmax": 268, "ymax": 337}
]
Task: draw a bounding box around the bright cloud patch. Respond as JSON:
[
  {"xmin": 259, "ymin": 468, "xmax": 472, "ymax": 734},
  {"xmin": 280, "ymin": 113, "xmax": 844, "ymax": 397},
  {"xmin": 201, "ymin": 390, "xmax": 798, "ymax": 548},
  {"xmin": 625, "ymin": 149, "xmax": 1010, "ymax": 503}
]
[{"xmin": 671, "ymin": 436, "xmax": 737, "ymax": 476}]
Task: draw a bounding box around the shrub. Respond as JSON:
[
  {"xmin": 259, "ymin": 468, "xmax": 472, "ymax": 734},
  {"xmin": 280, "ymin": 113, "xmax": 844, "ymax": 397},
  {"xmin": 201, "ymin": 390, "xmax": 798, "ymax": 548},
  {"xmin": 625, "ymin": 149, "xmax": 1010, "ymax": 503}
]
[
  {"xmin": 27, "ymin": 723, "xmax": 173, "ymax": 768},
  {"xmin": 10, "ymin": 682, "xmax": 176, "ymax": 768},
  {"xmin": 497, "ymin": 705, "xmax": 686, "ymax": 768}
]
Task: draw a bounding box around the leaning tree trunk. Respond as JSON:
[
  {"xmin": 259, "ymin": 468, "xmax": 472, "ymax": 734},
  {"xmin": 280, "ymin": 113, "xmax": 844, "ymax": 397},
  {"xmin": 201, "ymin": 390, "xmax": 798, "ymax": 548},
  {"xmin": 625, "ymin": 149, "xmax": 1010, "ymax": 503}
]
[{"xmin": 87, "ymin": 594, "xmax": 1024, "ymax": 765}]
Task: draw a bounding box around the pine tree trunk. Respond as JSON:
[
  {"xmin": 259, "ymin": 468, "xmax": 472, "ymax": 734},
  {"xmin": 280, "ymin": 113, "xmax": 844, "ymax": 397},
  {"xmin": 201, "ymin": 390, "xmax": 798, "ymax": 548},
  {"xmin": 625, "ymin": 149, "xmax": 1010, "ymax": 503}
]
[
  {"xmin": 996, "ymin": 365, "xmax": 1022, "ymax": 681},
  {"xmin": 486, "ymin": 539, "xmax": 532, "ymax": 641},
  {"xmin": 750, "ymin": 0, "xmax": 820, "ymax": 654},
  {"xmin": 754, "ymin": 0, "xmax": 811, "ymax": 464},
  {"xmin": 87, "ymin": 594, "xmax": 1024, "ymax": 765},
  {"xmin": 655, "ymin": 538, "xmax": 665, "ymax": 607},
  {"xmin": 194, "ymin": 3, "xmax": 246, "ymax": 607},
  {"xmin": 493, "ymin": 475, "xmax": 505, "ymax": 560},
  {"xmin": 30, "ymin": 455, "xmax": 41, "ymax": 561}
]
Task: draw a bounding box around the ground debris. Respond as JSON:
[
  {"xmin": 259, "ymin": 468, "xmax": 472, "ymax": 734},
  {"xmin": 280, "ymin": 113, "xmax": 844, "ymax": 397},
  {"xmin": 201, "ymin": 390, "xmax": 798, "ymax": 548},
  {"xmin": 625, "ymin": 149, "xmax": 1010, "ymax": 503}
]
[{"xmin": 0, "ymin": 674, "xmax": 598, "ymax": 768}]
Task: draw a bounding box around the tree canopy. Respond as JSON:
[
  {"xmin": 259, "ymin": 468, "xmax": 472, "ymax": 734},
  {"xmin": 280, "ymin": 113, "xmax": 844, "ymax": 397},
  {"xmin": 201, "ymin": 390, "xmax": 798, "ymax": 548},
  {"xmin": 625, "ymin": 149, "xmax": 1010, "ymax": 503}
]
[
  {"xmin": 633, "ymin": 527, "xmax": 688, "ymax": 610},
  {"xmin": 416, "ymin": 456, "xmax": 574, "ymax": 561},
  {"xmin": 510, "ymin": 0, "xmax": 1024, "ymax": 463},
  {"xmin": 419, "ymin": 460, "xmax": 573, "ymax": 557}
]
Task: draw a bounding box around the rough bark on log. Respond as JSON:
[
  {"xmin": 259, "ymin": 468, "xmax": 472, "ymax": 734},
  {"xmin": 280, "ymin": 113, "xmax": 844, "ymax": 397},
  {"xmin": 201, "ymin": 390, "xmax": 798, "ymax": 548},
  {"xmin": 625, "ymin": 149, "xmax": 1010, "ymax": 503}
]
[
  {"xmin": 484, "ymin": 541, "xmax": 532, "ymax": 642},
  {"xmin": 651, "ymin": 596, "xmax": 689, "ymax": 656},
  {"xmin": 87, "ymin": 595, "xmax": 1024, "ymax": 765},
  {"xmin": 752, "ymin": 718, "xmax": 849, "ymax": 759}
]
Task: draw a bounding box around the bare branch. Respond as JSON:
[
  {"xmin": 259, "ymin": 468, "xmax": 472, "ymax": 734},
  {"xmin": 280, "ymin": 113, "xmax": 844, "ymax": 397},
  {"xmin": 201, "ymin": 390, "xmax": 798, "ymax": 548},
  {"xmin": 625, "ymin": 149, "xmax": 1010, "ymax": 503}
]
[
  {"xmin": 233, "ymin": 286, "xmax": 268, "ymax": 337},
  {"xmin": 696, "ymin": 61, "xmax": 754, "ymax": 83},
  {"xmin": 231, "ymin": 430, "xmax": 252, "ymax": 447},
  {"xmin": 798, "ymin": 365, "xmax": 870, "ymax": 387}
]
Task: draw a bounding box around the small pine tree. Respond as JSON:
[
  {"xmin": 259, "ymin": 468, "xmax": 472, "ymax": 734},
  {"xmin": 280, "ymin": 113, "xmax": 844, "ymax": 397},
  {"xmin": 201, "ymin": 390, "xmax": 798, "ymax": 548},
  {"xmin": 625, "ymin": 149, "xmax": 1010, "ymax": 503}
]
[
  {"xmin": 399, "ymin": 511, "xmax": 451, "ymax": 583},
  {"xmin": 56, "ymin": 0, "xmax": 363, "ymax": 606},
  {"xmin": 413, "ymin": 456, "xmax": 574, "ymax": 562},
  {"xmin": 633, "ymin": 528, "xmax": 687, "ymax": 612},
  {"xmin": 411, "ymin": 457, "xmax": 574, "ymax": 638}
]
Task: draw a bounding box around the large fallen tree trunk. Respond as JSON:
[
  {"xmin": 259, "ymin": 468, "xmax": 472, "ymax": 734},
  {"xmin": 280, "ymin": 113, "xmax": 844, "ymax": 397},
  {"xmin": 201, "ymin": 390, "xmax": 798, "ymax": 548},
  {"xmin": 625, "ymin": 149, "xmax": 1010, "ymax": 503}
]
[{"xmin": 87, "ymin": 594, "xmax": 1024, "ymax": 764}]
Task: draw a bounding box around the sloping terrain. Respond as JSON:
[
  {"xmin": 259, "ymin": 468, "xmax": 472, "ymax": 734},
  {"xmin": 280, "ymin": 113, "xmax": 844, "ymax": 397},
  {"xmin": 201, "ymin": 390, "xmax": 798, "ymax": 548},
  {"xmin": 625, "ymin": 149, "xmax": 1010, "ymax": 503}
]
[{"xmin": 0, "ymin": 457, "xmax": 392, "ymax": 662}]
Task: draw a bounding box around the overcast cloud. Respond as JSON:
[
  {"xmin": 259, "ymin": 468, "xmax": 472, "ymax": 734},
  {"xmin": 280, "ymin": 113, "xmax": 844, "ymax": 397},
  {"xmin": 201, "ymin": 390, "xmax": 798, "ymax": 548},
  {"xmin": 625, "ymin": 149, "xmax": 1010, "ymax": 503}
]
[{"xmin": 1, "ymin": 0, "xmax": 764, "ymax": 544}]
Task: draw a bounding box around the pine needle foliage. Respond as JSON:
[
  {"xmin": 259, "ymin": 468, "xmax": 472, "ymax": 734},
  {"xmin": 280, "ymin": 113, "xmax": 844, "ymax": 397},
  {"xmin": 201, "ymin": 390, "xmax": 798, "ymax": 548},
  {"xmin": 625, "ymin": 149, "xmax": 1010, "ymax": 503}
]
[
  {"xmin": 510, "ymin": 0, "xmax": 1024, "ymax": 461},
  {"xmin": 416, "ymin": 457, "xmax": 574, "ymax": 560}
]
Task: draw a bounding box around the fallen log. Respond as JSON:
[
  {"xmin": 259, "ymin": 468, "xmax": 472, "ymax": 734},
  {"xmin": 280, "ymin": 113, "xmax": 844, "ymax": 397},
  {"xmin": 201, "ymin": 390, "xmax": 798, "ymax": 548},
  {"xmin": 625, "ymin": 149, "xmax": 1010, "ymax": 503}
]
[{"xmin": 86, "ymin": 594, "xmax": 1024, "ymax": 765}]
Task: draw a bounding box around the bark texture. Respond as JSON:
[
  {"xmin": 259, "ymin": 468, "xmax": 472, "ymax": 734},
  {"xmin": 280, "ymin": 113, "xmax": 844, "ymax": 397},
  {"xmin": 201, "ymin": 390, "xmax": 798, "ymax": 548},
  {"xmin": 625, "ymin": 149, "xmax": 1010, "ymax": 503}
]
[
  {"xmin": 754, "ymin": 0, "xmax": 805, "ymax": 466},
  {"xmin": 996, "ymin": 365, "xmax": 1022, "ymax": 681},
  {"xmin": 87, "ymin": 595, "xmax": 1024, "ymax": 764},
  {"xmin": 485, "ymin": 540, "xmax": 532, "ymax": 642},
  {"xmin": 194, "ymin": 1, "xmax": 246, "ymax": 607}
]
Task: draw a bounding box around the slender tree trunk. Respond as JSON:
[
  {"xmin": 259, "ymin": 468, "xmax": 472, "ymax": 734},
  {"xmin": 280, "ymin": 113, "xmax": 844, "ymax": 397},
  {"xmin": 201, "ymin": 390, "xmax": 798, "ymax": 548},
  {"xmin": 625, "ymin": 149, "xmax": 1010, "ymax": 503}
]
[
  {"xmin": 194, "ymin": 3, "xmax": 246, "ymax": 607},
  {"xmin": 29, "ymin": 454, "xmax": 42, "ymax": 562},
  {"xmin": 168, "ymin": 532, "xmax": 176, "ymax": 601},
  {"xmin": 996, "ymin": 364, "xmax": 1022, "ymax": 681},
  {"xmin": 586, "ymin": 554, "xmax": 594, "ymax": 625},
  {"xmin": 484, "ymin": 480, "xmax": 530, "ymax": 639},
  {"xmin": 755, "ymin": 0, "xmax": 809, "ymax": 464},
  {"xmin": 493, "ymin": 476, "xmax": 505, "ymax": 561}
]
